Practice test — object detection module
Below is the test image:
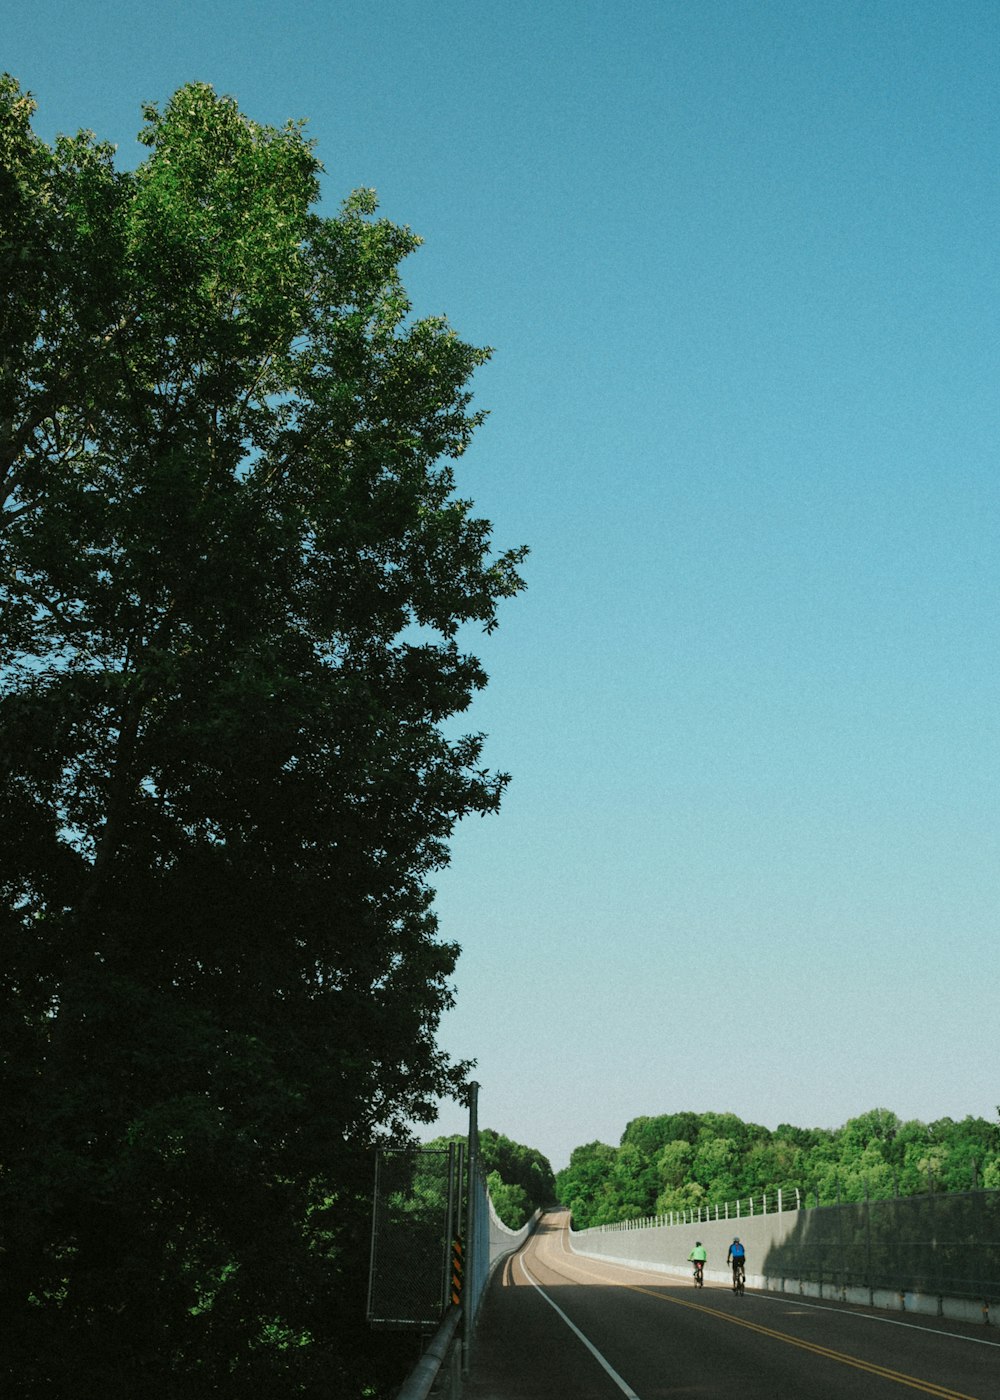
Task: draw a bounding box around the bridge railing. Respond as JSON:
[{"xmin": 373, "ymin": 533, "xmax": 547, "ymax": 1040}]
[{"xmin": 575, "ymin": 1185, "xmax": 804, "ymax": 1234}]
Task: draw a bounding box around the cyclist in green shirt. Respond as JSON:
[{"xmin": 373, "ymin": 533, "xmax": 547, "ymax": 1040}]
[{"xmin": 688, "ymin": 1241, "xmax": 707, "ymax": 1286}]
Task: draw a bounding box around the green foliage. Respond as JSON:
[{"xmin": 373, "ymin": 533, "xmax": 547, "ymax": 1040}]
[
  {"xmin": 478, "ymin": 1129, "xmax": 557, "ymax": 1220},
  {"xmin": 556, "ymin": 1110, "xmax": 1000, "ymax": 1229},
  {"xmin": 553, "ymin": 1141, "xmax": 620, "ymax": 1227},
  {"xmin": 486, "ymin": 1171, "xmax": 531, "ymax": 1230},
  {"xmin": 423, "ymin": 1129, "xmax": 556, "ymax": 1228},
  {"xmin": 1, "ymin": 77, "xmax": 525, "ymax": 1399}
]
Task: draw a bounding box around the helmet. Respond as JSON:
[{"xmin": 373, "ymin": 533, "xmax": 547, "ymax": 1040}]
[{"xmin": 733, "ymin": 1237, "xmax": 740, "ymax": 1243}]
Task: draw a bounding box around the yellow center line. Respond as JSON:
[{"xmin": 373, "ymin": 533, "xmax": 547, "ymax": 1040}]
[
  {"xmin": 632, "ymin": 1287, "xmax": 979, "ymax": 1400},
  {"xmin": 535, "ymin": 1244, "xmax": 981, "ymax": 1400}
]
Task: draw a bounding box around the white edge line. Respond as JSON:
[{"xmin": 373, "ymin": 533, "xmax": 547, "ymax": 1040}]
[
  {"xmin": 518, "ymin": 1255, "xmax": 642, "ymax": 1400},
  {"xmin": 746, "ymin": 1291, "xmax": 1000, "ymax": 1349}
]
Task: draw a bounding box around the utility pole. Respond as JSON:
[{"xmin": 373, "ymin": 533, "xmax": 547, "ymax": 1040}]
[{"xmin": 463, "ymin": 1081, "xmax": 480, "ymax": 1373}]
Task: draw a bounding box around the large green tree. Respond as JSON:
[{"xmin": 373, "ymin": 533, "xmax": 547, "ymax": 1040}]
[{"xmin": 0, "ymin": 77, "xmax": 525, "ymax": 1398}]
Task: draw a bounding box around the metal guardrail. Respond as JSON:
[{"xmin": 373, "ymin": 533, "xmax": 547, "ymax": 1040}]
[{"xmin": 395, "ymin": 1305, "xmax": 463, "ymax": 1400}]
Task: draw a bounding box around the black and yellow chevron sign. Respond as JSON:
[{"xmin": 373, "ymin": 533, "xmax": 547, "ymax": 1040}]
[{"xmin": 450, "ymin": 1237, "xmax": 464, "ymax": 1305}]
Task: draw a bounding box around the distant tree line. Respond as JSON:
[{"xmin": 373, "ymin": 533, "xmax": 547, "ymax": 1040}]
[{"xmin": 556, "ymin": 1109, "xmax": 1000, "ymax": 1229}]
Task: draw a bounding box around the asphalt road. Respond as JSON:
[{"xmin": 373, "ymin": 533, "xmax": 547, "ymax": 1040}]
[{"xmin": 462, "ymin": 1210, "xmax": 999, "ymax": 1399}]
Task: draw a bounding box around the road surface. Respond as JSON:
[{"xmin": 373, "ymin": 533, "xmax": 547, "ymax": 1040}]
[{"xmin": 463, "ymin": 1209, "xmax": 998, "ymax": 1399}]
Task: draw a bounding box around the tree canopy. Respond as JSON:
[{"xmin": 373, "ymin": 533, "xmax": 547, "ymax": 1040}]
[
  {"xmin": 424, "ymin": 1128, "xmax": 557, "ymax": 1228},
  {"xmin": 555, "ymin": 1109, "xmax": 1000, "ymax": 1229},
  {"xmin": 0, "ymin": 77, "xmax": 525, "ymax": 1399}
]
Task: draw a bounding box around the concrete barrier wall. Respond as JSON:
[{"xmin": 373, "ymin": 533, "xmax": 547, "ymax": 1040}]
[
  {"xmin": 488, "ymin": 1200, "xmax": 538, "ymax": 1269},
  {"xmin": 568, "ymin": 1209, "xmax": 794, "ymax": 1292},
  {"xmin": 568, "ymin": 1200, "xmax": 1000, "ymax": 1327}
]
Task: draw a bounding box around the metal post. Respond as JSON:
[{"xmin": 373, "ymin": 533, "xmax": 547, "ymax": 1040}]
[
  {"xmin": 864, "ymin": 1177, "xmax": 873, "ymax": 1302},
  {"xmin": 443, "ymin": 1141, "xmax": 457, "ymax": 1313},
  {"xmin": 366, "ymin": 1150, "xmax": 382, "ymax": 1322},
  {"xmin": 455, "ymin": 1141, "xmax": 465, "ymax": 1241},
  {"xmin": 462, "ymin": 1082, "xmax": 480, "ymax": 1375}
]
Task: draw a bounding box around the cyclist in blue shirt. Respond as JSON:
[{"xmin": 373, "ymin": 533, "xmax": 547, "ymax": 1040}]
[{"xmin": 727, "ymin": 1237, "xmax": 746, "ymax": 1290}]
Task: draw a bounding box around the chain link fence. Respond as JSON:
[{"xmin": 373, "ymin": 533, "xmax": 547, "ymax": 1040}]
[
  {"xmin": 367, "ymin": 1147, "xmax": 458, "ymax": 1329},
  {"xmin": 371, "ymin": 1086, "xmax": 542, "ymax": 1396},
  {"xmin": 763, "ymin": 1188, "xmax": 1000, "ymax": 1300},
  {"xmin": 465, "ymin": 1161, "xmax": 490, "ymax": 1331}
]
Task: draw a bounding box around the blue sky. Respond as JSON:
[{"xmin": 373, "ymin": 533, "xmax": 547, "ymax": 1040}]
[{"xmin": 7, "ymin": 1, "xmax": 999, "ymax": 1171}]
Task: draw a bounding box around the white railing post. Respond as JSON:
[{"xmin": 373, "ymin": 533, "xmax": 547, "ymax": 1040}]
[
  {"xmin": 778, "ymin": 1188, "xmax": 783, "ymax": 1213},
  {"xmin": 795, "ymin": 1188, "xmax": 801, "ymax": 1210}
]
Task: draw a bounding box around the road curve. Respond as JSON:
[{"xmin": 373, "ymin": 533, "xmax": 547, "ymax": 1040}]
[{"xmin": 462, "ymin": 1208, "xmax": 999, "ymax": 1399}]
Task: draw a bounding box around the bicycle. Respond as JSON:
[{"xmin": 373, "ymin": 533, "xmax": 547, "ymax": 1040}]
[
  {"xmin": 732, "ymin": 1259, "xmax": 745, "ymax": 1295},
  {"xmin": 692, "ymin": 1260, "xmax": 704, "ymax": 1288}
]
